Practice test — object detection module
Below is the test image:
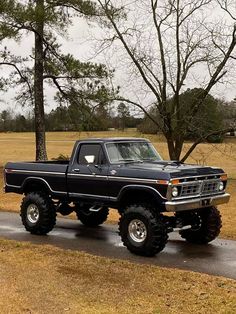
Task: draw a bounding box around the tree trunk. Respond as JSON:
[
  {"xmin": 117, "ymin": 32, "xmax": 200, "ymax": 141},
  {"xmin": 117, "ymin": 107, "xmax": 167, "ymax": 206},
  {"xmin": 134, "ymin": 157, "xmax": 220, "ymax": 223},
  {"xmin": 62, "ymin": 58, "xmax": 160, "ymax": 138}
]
[
  {"xmin": 166, "ymin": 136, "xmax": 177, "ymax": 160},
  {"xmin": 34, "ymin": 0, "xmax": 47, "ymax": 161},
  {"xmin": 174, "ymin": 137, "xmax": 183, "ymax": 161},
  {"xmin": 165, "ymin": 133, "xmax": 184, "ymax": 161}
]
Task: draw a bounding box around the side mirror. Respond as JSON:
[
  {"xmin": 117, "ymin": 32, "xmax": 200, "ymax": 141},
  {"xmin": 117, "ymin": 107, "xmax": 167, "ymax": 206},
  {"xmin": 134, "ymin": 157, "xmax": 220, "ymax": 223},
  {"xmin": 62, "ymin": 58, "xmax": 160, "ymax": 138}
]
[
  {"xmin": 94, "ymin": 164, "xmax": 102, "ymax": 170},
  {"xmin": 85, "ymin": 155, "xmax": 95, "ymax": 164}
]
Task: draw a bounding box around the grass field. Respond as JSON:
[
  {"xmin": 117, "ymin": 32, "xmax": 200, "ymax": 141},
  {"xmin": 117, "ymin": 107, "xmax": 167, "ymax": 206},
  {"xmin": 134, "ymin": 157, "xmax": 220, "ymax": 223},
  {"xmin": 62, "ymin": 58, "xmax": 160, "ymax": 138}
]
[
  {"xmin": 0, "ymin": 130, "xmax": 236, "ymax": 313},
  {"xmin": 0, "ymin": 130, "xmax": 235, "ymax": 239},
  {"xmin": 0, "ymin": 130, "xmax": 235, "ymax": 177},
  {"xmin": 0, "ymin": 238, "xmax": 235, "ymax": 314}
]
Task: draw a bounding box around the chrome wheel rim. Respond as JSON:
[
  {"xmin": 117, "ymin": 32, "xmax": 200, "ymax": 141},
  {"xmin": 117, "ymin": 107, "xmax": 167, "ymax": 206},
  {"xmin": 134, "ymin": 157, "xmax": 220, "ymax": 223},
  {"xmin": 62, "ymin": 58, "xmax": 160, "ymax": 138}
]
[
  {"xmin": 27, "ymin": 204, "xmax": 39, "ymax": 224},
  {"xmin": 128, "ymin": 219, "xmax": 147, "ymax": 243}
]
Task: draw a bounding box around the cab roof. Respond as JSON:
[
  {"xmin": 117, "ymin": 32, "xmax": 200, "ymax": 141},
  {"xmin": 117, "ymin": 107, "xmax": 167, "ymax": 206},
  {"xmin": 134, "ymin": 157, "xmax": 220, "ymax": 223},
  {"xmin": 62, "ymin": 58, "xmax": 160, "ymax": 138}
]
[{"xmin": 76, "ymin": 137, "xmax": 150, "ymax": 144}]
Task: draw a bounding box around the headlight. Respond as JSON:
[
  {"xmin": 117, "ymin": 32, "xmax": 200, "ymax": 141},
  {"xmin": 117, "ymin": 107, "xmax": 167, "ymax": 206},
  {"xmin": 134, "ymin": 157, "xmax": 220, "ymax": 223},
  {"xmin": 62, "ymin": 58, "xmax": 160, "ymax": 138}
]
[
  {"xmin": 219, "ymin": 181, "xmax": 224, "ymax": 191},
  {"xmin": 172, "ymin": 186, "xmax": 179, "ymax": 197}
]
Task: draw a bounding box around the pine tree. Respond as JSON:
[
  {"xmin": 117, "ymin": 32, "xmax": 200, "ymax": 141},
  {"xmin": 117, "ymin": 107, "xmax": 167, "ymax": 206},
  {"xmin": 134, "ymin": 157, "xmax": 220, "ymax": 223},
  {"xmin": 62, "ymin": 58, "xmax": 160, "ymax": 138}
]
[{"xmin": 0, "ymin": 0, "xmax": 116, "ymax": 160}]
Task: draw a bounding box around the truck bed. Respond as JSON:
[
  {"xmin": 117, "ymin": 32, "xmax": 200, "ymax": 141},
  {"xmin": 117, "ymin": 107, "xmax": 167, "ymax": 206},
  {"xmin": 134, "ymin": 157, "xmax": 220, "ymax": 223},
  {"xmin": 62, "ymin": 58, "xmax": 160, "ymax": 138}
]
[{"xmin": 4, "ymin": 161, "xmax": 69, "ymax": 197}]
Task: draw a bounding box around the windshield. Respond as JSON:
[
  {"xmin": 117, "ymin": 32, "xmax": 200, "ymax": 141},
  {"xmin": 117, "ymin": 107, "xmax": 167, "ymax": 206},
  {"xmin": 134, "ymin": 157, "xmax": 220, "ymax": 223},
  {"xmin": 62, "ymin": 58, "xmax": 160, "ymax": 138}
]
[{"xmin": 106, "ymin": 141, "xmax": 162, "ymax": 163}]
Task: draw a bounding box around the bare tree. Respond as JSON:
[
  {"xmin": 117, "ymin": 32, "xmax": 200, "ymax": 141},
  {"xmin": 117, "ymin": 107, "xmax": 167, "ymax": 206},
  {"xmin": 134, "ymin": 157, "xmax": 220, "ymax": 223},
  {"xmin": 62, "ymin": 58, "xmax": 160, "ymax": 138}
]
[{"xmin": 97, "ymin": 0, "xmax": 236, "ymax": 161}]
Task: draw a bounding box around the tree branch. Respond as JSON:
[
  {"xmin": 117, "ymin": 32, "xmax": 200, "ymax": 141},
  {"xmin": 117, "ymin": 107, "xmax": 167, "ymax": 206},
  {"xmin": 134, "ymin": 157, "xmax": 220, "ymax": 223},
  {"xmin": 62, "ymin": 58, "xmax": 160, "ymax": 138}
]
[
  {"xmin": 217, "ymin": 0, "xmax": 236, "ymax": 21},
  {"xmin": 190, "ymin": 24, "xmax": 236, "ymax": 117},
  {"xmin": 98, "ymin": 0, "xmax": 162, "ymax": 104},
  {"xmin": 181, "ymin": 126, "xmax": 235, "ymax": 162},
  {"xmin": 0, "ymin": 62, "xmax": 33, "ymax": 104},
  {"xmin": 112, "ymin": 96, "xmax": 162, "ymax": 130}
]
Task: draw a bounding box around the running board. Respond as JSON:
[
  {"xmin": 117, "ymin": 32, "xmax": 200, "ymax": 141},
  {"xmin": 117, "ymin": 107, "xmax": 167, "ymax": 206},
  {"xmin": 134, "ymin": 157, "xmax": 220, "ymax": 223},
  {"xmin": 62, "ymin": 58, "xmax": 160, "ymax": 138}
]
[
  {"xmin": 173, "ymin": 225, "xmax": 192, "ymax": 232},
  {"xmin": 89, "ymin": 206, "xmax": 103, "ymax": 212}
]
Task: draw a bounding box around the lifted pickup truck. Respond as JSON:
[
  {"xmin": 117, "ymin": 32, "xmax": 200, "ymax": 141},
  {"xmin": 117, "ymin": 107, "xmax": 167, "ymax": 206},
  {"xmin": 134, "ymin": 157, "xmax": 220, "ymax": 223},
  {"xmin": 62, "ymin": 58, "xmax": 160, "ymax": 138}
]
[{"xmin": 4, "ymin": 138, "xmax": 230, "ymax": 256}]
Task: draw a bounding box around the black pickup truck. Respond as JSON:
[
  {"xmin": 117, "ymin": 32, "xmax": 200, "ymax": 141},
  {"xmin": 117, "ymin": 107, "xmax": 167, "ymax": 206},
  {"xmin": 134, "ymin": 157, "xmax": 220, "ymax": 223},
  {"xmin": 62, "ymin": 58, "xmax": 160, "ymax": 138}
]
[{"xmin": 4, "ymin": 138, "xmax": 230, "ymax": 256}]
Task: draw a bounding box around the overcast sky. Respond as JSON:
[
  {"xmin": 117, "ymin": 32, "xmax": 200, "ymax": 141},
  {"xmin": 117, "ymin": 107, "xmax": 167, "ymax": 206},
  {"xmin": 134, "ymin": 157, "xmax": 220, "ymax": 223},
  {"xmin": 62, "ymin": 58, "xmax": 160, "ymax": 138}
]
[
  {"xmin": 1, "ymin": 1, "xmax": 236, "ymax": 115},
  {"xmin": 0, "ymin": 18, "xmax": 93, "ymax": 113}
]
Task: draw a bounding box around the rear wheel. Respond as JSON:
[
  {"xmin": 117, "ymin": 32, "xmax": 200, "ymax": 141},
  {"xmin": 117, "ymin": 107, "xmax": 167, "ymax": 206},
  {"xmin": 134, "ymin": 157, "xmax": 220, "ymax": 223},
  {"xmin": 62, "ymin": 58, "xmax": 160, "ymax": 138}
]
[
  {"xmin": 119, "ymin": 204, "xmax": 168, "ymax": 257},
  {"xmin": 20, "ymin": 192, "xmax": 56, "ymax": 235},
  {"xmin": 180, "ymin": 206, "xmax": 222, "ymax": 244},
  {"xmin": 75, "ymin": 204, "xmax": 109, "ymax": 227}
]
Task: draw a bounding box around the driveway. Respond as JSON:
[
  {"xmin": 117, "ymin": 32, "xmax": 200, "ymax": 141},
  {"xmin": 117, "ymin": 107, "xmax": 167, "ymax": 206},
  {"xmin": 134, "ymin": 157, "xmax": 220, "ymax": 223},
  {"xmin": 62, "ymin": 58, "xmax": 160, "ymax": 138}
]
[{"xmin": 0, "ymin": 211, "xmax": 235, "ymax": 279}]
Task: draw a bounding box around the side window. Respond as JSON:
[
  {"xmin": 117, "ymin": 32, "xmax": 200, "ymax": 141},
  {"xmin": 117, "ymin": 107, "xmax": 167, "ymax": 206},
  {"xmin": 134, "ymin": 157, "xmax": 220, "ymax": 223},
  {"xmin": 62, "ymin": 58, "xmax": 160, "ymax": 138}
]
[{"xmin": 78, "ymin": 144, "xmax": 107, "ymax": 165}]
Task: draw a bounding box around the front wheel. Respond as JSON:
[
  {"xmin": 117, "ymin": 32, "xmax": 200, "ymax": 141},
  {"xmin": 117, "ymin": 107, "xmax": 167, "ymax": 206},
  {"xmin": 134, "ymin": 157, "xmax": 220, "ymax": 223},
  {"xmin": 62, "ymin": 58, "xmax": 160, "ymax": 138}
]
[
  {"xmin": 119, "ymin": 205, "xmax": 168, "ymax": 257},
  {"xmin": 180, "ymin": 206, "xmax": 222, "ymax": 244},
  {"xmin": 20, "ymin": 192, "xmax": 56, "ymax": 235}
]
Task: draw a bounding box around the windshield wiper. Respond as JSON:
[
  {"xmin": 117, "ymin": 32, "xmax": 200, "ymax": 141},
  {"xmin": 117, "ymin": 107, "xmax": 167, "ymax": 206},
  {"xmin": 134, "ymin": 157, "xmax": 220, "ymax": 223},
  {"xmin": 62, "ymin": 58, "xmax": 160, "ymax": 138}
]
[
  {"xmin": 119, "ymin": 159, "xmax": 143, "ymax": 164},
  {"xmin": 142, "ymin": 158, "xmax": 157, "ymax": 161}
]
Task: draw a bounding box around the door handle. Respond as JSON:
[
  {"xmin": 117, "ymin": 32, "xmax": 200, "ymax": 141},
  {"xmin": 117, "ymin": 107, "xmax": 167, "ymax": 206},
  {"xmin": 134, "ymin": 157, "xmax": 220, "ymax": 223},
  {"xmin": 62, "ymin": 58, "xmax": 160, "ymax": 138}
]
[{"xmin": 73, "ymin": 168, "xmax": 80, "ymax": 173}]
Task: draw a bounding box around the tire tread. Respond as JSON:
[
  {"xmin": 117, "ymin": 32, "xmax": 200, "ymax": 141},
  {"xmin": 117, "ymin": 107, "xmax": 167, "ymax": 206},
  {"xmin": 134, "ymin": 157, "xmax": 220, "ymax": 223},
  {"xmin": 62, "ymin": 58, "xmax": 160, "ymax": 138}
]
[
  {"xmin": 20, "ymin": 192, "xmax": 56, "ymax": 235},
  {"xmin": 118, "ymin": 204, "xmax": 168, "ymax": 257},
  {"xmin": 180, "ymin": 206, "xmax": 222, "ymax": 244}
]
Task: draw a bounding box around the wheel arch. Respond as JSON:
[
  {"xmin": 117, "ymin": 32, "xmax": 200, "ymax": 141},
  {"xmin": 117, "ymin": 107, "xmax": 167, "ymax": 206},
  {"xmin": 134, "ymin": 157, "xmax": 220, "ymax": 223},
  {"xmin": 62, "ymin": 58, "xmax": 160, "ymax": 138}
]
[
  {"xmin": 117, "ymin": 185, "xmax": 165, "ymax": 213},
  {"xmin": 22, "ymin": 177, "xmax": 51, "ymax": 195}
]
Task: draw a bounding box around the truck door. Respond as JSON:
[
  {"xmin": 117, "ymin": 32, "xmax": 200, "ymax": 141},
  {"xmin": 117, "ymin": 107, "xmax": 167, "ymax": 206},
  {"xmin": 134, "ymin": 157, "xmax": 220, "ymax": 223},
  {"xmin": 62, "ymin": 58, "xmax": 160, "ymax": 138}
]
[{"xmin": 67, "ymin": 143, "xmax": 109, "ymax": 199}]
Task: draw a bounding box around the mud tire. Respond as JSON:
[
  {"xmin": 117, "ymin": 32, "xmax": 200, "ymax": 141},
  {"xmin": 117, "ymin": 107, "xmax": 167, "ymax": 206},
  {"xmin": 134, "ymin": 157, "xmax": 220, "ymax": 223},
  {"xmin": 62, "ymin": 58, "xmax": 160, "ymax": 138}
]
[
  {"xmin": 20, "ymin": 192, "xmax": 56, "ymax": 235},
  {"xmin": 180, "ymin": 206, "xmax": 222, "ymax": 244},
  {"xmin": 119, "ymin": 204, "xmax": 168, "ymax": 257}
]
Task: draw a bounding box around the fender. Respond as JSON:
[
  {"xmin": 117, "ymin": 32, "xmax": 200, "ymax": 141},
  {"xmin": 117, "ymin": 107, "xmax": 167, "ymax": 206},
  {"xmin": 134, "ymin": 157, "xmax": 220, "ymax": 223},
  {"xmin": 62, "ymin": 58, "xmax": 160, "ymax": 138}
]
[
  {"xmin": 21, "ymin": 177, "xmax": 66, "ymax": 196},
  {"xmin": 117, "ymin": 184, "xmax": 166, "ymax": 205},
  {"xmin": 21, "ymin": 177, "xmax": 52, "ymax": 193}
]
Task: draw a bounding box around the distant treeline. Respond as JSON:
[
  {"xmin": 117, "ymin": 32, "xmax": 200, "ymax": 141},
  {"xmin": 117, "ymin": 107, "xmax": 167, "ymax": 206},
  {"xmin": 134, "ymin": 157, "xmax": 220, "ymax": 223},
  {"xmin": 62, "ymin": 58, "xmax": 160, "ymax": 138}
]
[
  {"xmin": 1, "ymin": 95, "xmax": 235, "ymax": 142},
  {"xmin": 0, "ymin": 103, "xmax": 142, "ymax": 132}
]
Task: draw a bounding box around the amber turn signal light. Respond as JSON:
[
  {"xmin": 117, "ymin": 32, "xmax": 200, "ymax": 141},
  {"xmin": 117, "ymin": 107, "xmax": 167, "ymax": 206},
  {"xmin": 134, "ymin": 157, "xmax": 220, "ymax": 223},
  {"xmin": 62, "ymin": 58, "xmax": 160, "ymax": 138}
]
[
  {"xmin": 156, "ymin": 180, "xmax": 169, "ymax": 185},
  {"xmin": 171, "ymin": 179, "xmax": 180, "ymax": 185},
  {"xmin": 220, "ymin": 174, "xmax": 227, "ymax": 181}
]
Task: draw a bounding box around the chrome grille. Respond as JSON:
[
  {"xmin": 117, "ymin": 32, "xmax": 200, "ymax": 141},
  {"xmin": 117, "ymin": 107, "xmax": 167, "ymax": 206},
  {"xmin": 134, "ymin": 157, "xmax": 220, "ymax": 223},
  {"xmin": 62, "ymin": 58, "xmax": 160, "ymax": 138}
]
[
  {"xmin": 202, "ymin": 180, "xmax": 220, "ymax": 195},
  {"xmin": 180, "ymin": 183, "xmax": 201, "ymax": 197},
  {"xmin": 177, "ymin": 178, "xmax": 222, "ymax": 198}
]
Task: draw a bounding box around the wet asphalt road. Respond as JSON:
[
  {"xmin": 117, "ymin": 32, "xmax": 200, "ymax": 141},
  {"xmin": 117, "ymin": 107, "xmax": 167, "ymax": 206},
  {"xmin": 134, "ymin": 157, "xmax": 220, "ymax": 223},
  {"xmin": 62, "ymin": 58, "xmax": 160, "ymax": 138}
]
[{"xmin": 0, "ymin": 211, "xmax": 235, "ymax": 280}]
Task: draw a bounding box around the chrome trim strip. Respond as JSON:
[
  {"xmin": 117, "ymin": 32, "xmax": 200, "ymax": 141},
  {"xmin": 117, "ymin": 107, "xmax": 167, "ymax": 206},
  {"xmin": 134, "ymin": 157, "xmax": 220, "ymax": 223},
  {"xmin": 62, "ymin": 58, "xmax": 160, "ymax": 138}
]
[
  {"xmin": 68, "ymin": 173, "xmax": 160, "ymax": 184},
  {"xmin": 22, "ymin": 177, "xmax": 67, "ymax": 195},
  {"xmin": 108, "ymin": 176, "xmax": 158, "ymax": 184},
  {"xmin": 69, "ymin": 192, "xmax": 112, "ymax": 200},
  {"xmin": 70, "ymin": 185, "xmax": 166, "ymax": 201},
  {"xmin": 171, "ymin": 192, "xmax": 227, "ymax": 201},
  {"xmin": 5, "ymin": 183, "xmax": 21, "ymax": 189},
  {"xmin": 110, "ymin": 197, "xmax": 117, "ymax": 201},
  {"xmin": 118, "ymin": 184, "xmax": 167, "ymax": 200},
  {"xmin": 105, "ymin": 140, "xmax": 150, "ymax": 144},
  {"xmin": 6, "ymin": 162, "xmax": 68, "ymax": 165},
  {"xmin": 6, "ymin": 169, "xmax": 65, "ymax": 175},
  {"xmin": 68, "ymin": 173, "xmax": 108, "ymax": 179},
  {"xmin": 170, "ymin": 173, "xmax": 225, "ymax": 181},
  {"xmin": 165, "ymin": 193, "xmax": 230, "ymax": 212}
]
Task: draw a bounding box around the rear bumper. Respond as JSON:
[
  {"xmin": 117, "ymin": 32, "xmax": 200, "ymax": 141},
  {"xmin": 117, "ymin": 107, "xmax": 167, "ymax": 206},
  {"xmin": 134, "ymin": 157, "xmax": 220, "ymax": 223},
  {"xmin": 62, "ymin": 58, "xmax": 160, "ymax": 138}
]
[{"xmin": 165, "ymin": 193, "xmax": 230, "ymax": 212}]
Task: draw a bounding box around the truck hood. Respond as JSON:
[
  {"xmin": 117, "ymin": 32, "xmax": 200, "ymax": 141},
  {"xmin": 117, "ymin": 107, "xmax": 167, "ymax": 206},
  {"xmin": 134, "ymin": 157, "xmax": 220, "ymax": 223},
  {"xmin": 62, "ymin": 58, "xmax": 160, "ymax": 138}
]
[{"xmin": 120, "ymin": 160, "xmax": 223, "ymax": 179}]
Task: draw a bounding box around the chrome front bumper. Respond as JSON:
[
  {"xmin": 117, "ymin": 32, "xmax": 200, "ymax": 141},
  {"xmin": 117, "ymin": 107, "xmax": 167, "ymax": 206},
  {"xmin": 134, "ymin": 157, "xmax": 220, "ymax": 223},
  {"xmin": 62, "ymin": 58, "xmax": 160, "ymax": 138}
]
[{"xmin": 165, "ymin": 193, "xmax": 230, "ymax": 212}]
